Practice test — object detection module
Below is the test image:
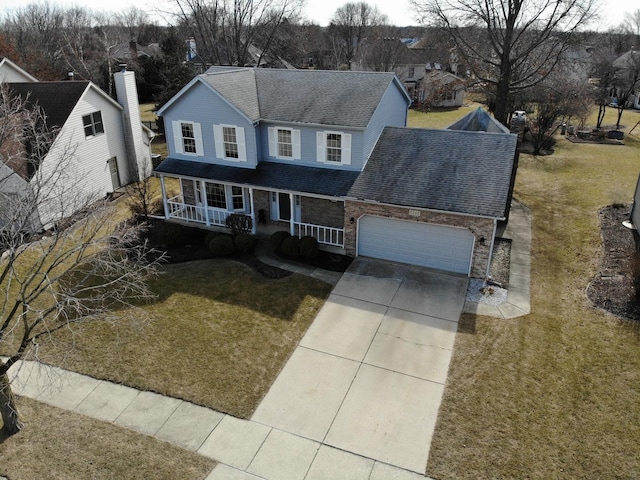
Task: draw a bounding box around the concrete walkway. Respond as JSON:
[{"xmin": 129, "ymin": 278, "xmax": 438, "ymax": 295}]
[
  {"xmin": 6, "ymin": 206, "xmax": 531, "ymax": 479},
  {"xmin": 463, "ymin": 201, "xmax": 532, "ymax": 318}
]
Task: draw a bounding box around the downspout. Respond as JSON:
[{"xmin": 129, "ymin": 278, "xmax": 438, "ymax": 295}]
[{"xmin": 485, "ymin": 219, "xmax": 498, "ymax": 280}]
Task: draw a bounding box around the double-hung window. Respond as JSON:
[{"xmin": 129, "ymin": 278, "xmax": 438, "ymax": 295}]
[
  {"xmin": 181, "ymin": 122, "xmax": 197, "ymax": 154},
  {"xmin": 231, "ymin": 186, "xmax": 244, "ymax": 211},
  {"xmin": 317, "ymin": 131, "xmax": 351, "ymax": 165},
  {"xmin": 326, "ymin": 133, "xmax": 342, "ymax": 162},
  {"xmin": 83, "ymin": 111, "xmax": 104, "ymax": 138},
  {"xmin": 172, "ymin": 120, "xmax": 203, "ymax": 156},
  {"xmin": 278, "ymin": 129, "xmax": 293, "ymax": 158},
  {"xmin": 223, "ymin": 126, "xmax": 239, "ymax": 159},
  {"xmin": 213, "ymin": 125, "xmax": 246, "ymax": 161},
  {"xmin": 206, "ymin": 183, "xmax": 227, "ymax": 209},
  {"xmin": 268, "ymin": 127, "xmax": 300, "ymax": 160}
]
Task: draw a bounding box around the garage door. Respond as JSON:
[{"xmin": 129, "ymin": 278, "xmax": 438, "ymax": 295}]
[{"xmin": 357, "ymin": 216, "xmax": 474, "ymax": 274}]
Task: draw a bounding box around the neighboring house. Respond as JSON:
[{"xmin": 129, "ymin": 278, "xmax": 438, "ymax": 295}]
[
  {"xmin": 0, "ymin": 62, "xmax": 154, "ymax": 231},
  {"xmin": 396, "ymin": 65, "xmax": 465, "ymax": 106},
  {"xmin": 0, "ymin": 57, "xmax": 38, "ymax": 83},
  {"xmin": 109, "ymin": 41, "xmax": 162, "ymax": 62},
  {"xmin": 612, "ymin": 49, "xmax": 640, "ymax": 109},
  {"xmin": 154, "ymin": 67, "xmax": 517, "ymax": 278}
]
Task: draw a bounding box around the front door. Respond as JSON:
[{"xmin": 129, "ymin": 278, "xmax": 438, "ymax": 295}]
[
  {"xmin": 108, "ymin": 157, "xmax": 120, "ymax": 189},
  {"xmin": 270, "ymin": 192, "xmax": 301, "ymax": 221}
]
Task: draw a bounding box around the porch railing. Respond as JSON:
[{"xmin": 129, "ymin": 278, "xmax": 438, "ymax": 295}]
[
  {"xmin": 167, "ymin": 196, "xmax": 206, "ymax": 223},
  {"xmin": 295, "ymin": 222, "xmax": 344, "ymax": 248},
  {"xmin": 166, "ymin": 196, "xmax": 233, "ymax": 227}
]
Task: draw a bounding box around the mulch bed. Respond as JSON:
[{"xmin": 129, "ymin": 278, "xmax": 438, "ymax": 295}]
[
  {"xmin": 139, "ymin": 218, "xmax": 352, "ymax": 279},
  {"xmin": 586, "ymin": 204, "xmax": 640, "ymax": 321}
]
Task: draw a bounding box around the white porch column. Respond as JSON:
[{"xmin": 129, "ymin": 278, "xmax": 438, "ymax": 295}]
[
  {"xmin": 289, "ymin": 193, "xmax": 295, "ymax": 236},
  {"xmin": 248, "ymin": 187, "xmax": 256, "ymax": 234},
  {"xmin": 160, "ymin": 175, "xmax": 169, "ymax": 219},
  {"xmin": 201, "ymin": 180, "xmax": 210, "ymax": 226}
]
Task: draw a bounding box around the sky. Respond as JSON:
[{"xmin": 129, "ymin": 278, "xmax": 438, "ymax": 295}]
[{"xmin": 0, "ymin": 0, "xmax": 635, "ymax": 30}]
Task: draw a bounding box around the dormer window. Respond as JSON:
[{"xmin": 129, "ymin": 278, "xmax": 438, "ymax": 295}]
[
  {"xmin": 83, "ymin": 111, "xmax": 104, "ymax": 138},
  {"xmin": 408, "ymin": 67, "xmax": 415, "ymax": 78}
]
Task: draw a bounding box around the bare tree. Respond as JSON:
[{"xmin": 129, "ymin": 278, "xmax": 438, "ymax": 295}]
[
  {"xmin": 0, "ymin": 85, "xmax": 160, "ymax": 435},
  {"xmin": 410, "ymin": 0, "xmax": 597, "ymax": 125},
  {"xmin": 328, "ymin": 2, "xmax": 388, "ymax": 69},
  {"xmin": 171, "ymin": 0, "xmax": 302, "ymax": 66},
  {"xmin": 622, "ymin": 8, "xmax": 640, "ymax": 37},
  {"xmin": 361, "ymin": 26, "xmax": 409, "ymax": 72}
]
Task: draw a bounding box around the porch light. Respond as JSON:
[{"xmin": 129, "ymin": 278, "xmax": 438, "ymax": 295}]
[{"xmin": 350, "ymin": 217, "xmax": 355, "ymax": 225}]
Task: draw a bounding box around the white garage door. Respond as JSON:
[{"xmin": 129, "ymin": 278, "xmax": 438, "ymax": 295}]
[{"xmin": 357, "ymin": 216, "xmax": 474, "ymax": 274}]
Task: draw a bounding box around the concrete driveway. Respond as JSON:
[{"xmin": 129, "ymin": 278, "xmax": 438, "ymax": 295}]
[{"xmin": 252, "ymin": 257, "xmax": 468, "ymax": 475}]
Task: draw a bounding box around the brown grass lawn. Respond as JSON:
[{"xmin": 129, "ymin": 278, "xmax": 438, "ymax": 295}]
[
  {"xmin": 37, "ymin": 259, "xmax": 331, "ymax": 418},
  {"xmin": 420, "ymin": 107, "xmax": 640, "ymax": 478},
  {"xmin": 0, "ymin": 397, "xmax": 215, "ymax": 479}
]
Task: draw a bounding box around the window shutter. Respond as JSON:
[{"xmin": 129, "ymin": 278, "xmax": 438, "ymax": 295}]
[
  {"xmin": 292, "ymin": 129, "xmax": 301, "ymax": 160},
  {"xmin": 236, "ymin": 127, "xmax": 246, "ymax": 162},
  {"xmin": 342, "ymin": 133, "xmax": 352, "ymax": 165},
  {"xmin": 316, "ymin": 131, "xmax": 325, "ymax": 162},
  {"xmin": 268, "ymin": 127, "xmax": 277, "ymax": 157},
  {"xmin": 193, "ymin": 122, "xmax": 204, "ymax": 156},
  {"xmin": 172, "ymin": 121, "xmax": 184, "ymax": 154},
  {"xmin": 213, "ymin": 125, "xmax": 224, "ymax": 159}
]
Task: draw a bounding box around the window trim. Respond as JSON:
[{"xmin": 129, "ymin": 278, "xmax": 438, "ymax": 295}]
[
  {"xmin": 172, "ymin": 120, "xmax": 204, "ymax": 157},
  {"xmin": 268, "ymin": 126, "xmax": 301, "ymax": 160},
  {"xmin": 316, "ymin": 131, "xmax": 351, "ymax": 166},
  {"xmin": 214, "ymin": 124, "xmax": 246, "ymax": 162},
  {"xmin": 82, "ymin": 111, "xmax": 104, "ymax": 138}
]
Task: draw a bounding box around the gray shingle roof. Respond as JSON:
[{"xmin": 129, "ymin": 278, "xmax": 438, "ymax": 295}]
[
  {"xmin": 155, "ymin": 157, "xmax": 360, "ymax": 197},
  {"xmin": 8, "ymin": 82, "xmax": 89, "ymax": 131},
  {"xmin": 348, "ymin": 126, "xmax": 517, "ymax": 218},
  {"xmin": 447, "ymin": 107, "xmax": 510, "ymax": 134},
  {"xmin": 200, "ymin": 68, "xmax": 403, "ymax": 128}
]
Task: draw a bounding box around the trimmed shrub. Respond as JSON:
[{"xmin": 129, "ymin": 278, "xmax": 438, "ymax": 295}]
[
  {"xmin": 204, "ymin": 230, "xmax": 224, "ymax": 247},
  {"xmin": 299, "ymin": 236, "xmax": 320, "ymax": 259},
  {"xmin": 208, "ymin": 234, "xmax": 235, "ymax": 256},
  {"xmin": 225, "ymin": 213, "xmax": 252, "ymax": 235},
  {"xmin": 157, "ymin": 222, "xmax": 193, "ymax": 247},
  {"xmin": 235, "ymin": 233, "xmax": 256, "ymax": 254},
  {"xmin": 270, "ymin": 230, "xmax": 290, "ymax": 250},
  {"xmin": 280, "ymin": 235, "xmax": 300, "ymax": 258}
]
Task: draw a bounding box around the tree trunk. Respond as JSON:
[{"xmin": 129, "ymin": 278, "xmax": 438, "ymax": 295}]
[{"xmin": 0, "ymin": 372, "xmax": 23, "ymax": 435}]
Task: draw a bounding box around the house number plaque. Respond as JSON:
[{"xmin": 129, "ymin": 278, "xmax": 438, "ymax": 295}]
[{"xmin": 408, "ymin": 210, "xmax": 421, "ymax": 217}]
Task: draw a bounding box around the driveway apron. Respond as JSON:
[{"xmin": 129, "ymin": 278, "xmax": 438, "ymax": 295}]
[{"xmin": 251, "ymin": 257, "xmax": 468, "ymax": 474}]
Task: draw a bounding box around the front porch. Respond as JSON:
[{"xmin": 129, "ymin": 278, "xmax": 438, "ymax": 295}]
[{"xmin": 159, "ymin": 176, "xmax": 346, "ymax": 249}]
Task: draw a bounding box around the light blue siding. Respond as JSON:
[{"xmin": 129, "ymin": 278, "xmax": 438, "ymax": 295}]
[
  {"xmin": 363, "ymin": 82, "xmax": 409, "ymax": 163},
  {"xmin": 161, "ymin": 81, "xmax": 258, "ymax": 168},
  {"xmin": 258, "ymin": 123, "xmax": 364, "ymax": 171}
]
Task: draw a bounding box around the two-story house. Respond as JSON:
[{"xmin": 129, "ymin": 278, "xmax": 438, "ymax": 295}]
[
  {"xmin": 1, "ymin": 61, "xmax": 154, "ymax": 231},
  {"xmin": 155, "ymin": 67, "xmax": 517, "ymax": 278}
]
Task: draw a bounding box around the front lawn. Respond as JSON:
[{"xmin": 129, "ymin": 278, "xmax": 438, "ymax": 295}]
[
  {"xmin": 0, "ymin": 397, "xmax": 215, "ymax": 480},
  {"xmin": 37, "ymin": 259, "xmax": 331, "ymax": 418},
  {"xmin": 420, "ymin": 108, "xmax": 640, "ymax": 478}
]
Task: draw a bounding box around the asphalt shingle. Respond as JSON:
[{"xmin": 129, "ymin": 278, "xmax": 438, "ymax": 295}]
[
  {"xmin": 348, "ymin": 126, "xmax": 517, "ymax": 219},
  {"xmin": 155, "ymin": 158, "xmax": 360, "ymax": 197}
]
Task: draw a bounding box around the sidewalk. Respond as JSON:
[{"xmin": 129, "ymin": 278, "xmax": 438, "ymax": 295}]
[{"xmin": 463, "ymin": 201, "xmax": 532, "ymax": 318}]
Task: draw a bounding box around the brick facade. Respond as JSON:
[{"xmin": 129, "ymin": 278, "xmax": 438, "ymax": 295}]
[
  {"xmin": 301, "ymin": 197, "xmax": 344, "ymax": 228},
  {"xmin": 344, "ymin": 201, "xmax": 495, "ymax": 278}
]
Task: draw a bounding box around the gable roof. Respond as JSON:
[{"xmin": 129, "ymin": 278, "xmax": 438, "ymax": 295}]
[
  {"xmin": 0, "ymin": 57, "xmax": 39, "ymax": 83},
  {"xmin": 348, "ymin": 126, "xmax": 517, "ymax": 219},
  {"xmin": 447, "ymin": 107, "xmax": 510, "ymax": 134},
  {"xmin": 8, "ymin": 82, "xmax": 90, "ymax": 131},
  {"xmin": 160, "ymin": 67, "xmax": 411, "ymax": 128},
  {"xmin": 7, "ymin": 81, "xmax": 123, "ymax": 132}
]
